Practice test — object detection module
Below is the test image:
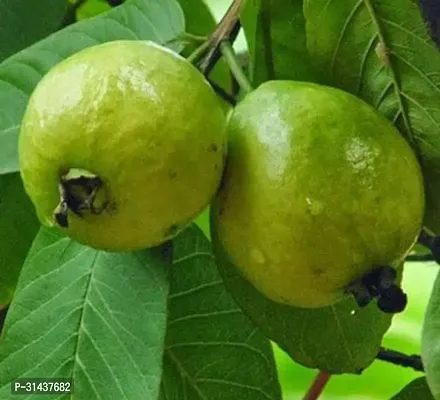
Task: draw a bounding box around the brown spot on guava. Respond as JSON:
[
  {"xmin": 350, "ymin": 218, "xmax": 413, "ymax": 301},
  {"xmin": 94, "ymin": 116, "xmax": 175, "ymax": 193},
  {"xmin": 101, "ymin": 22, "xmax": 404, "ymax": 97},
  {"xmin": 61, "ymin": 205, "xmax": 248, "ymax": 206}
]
[{"xmin": 208, "ymin": 143, "xmax": 218, "ymax": 152}]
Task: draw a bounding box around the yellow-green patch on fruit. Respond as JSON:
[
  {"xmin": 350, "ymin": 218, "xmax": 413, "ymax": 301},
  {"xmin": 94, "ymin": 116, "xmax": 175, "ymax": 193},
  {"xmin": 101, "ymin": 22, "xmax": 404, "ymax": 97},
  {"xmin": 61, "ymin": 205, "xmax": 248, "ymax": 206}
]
[
  {"xmin": 211, "ymin": 81, "xmax": 424, "ymax": 308},
  {"xmin": 19, "ymin": 40, "xmax": 227, "ymax": 251}
]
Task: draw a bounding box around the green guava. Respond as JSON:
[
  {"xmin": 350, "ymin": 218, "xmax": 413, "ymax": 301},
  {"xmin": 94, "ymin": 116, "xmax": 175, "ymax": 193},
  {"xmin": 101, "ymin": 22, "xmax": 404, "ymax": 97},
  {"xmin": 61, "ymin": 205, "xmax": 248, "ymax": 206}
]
[
  {"xmin": 211, "ymin": 81, "xmax": 425, "ymax": 308},
  {"xmin": 19, "ymin": 40, "xmax": 227, "ymax": 251}
]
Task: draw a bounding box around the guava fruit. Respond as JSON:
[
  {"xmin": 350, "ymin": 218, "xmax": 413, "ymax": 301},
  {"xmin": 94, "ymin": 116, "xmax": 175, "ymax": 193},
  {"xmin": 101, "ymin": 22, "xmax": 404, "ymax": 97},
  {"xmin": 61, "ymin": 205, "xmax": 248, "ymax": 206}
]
[
  {"xmin": 19, "ymin": 40, "xmax": 226, "ymax": 251},
  {"xmin": 211, "ymin": 81, "xmax": 424, "ymax": 309}
]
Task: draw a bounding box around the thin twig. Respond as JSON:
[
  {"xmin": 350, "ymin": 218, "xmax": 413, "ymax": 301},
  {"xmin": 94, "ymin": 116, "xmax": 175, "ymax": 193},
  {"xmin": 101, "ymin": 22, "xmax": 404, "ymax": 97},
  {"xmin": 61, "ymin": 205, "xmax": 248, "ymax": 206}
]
[
  {"xmin": 187, "ymin": 41, "xmax": 211, "ymax": 65},
  {"xmin": 220, "ymin": 42, "xmax": 253, "ymax": 94},
  {"xmin": 207, "ymin": 79, "xmax": 237, "ymax": 106},
  {"xmin": 376, "ymin": 347, "xmax": 424, "ymax": 372},
  {"xmin": 198, "ymin": 0, "xmax": 243, "ymax": 76},
  {"xmin": 302, "ymin": 371, "xmax": 331, "ymax": 400},
  {"xmin": 231, "ymin": 51, "xmax": 249, "ymax": 96}
]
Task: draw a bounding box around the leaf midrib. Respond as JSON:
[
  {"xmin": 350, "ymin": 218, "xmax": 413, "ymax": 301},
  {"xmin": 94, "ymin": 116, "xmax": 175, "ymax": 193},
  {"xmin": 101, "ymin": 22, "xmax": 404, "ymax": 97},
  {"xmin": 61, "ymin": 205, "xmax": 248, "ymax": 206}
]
[
  {"xmin": 165, "ymin": 349, "xmax": 209, "ymax": 400},
  {"xmin": 362, "ymin": 0, "xmax": 415, "ymax": 145},
  {"xmin": 71, "ymin": 252, "xmax": 98, "ymax": 400}
]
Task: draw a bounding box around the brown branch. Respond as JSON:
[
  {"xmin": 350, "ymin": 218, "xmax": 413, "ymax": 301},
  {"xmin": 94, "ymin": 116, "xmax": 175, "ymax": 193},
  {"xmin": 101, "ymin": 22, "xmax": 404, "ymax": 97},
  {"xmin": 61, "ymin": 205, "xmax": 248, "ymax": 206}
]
[
  {"xmin": 302, "ymin": 371, "xmax": 332, "ymax": 400},
  {"xmin": 198, "ymin": 0, "xmax": 243, "ymax": 76}
]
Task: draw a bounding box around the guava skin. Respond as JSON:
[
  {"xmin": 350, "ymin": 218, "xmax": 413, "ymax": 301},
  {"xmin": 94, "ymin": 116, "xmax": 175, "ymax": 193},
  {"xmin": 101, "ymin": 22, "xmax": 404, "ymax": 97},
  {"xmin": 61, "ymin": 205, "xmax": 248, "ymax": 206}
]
[
  {"xmin": 19, "ymin": 41, "xmax": 227, "ymax": 251},
  {"xmin": 211, "ymin": 81, "xmax": 425, "ymax": 308}
]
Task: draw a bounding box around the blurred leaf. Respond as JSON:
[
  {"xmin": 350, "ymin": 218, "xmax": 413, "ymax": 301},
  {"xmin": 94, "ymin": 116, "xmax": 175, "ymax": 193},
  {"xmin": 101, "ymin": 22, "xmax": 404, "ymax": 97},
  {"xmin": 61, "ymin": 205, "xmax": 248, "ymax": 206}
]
[
  {"xmin": 211, "ymin": 216, "xmax": 395, "ymax": 374},
  {"xmin": 0, "ymin": 173, "xmax": 39, "ymax": 307},
  {"xmin": 77, "ymin": 0, "xmax": 112, "ymax": 20},
  {"xmin": 422, "ymin": 270, "xmax": 440, "ymax": 399},
  {"xmin": 0, "ymin": 0, "xmax": 184, "ymax": 175},
  {"xmin": 0, "ymin": 0, "xmax": 68, "ymax": 61},
  {"xmin": 0, "ymin": 228, "xmax": 170, "ymax": 400},
  {"xmin": 304, "ymin": 0, "xmax": 440, "ymax": 234},
  {"xmin": 241, "ymin": 0, "xmax": 315, "ymax": 86},
  {"xmin": 161, "ymin": 224, "xmax": 282, "ymax": 400},
  {"xmin": 391, "ymin": 377, "xmax": 435, "ymax": 399}
]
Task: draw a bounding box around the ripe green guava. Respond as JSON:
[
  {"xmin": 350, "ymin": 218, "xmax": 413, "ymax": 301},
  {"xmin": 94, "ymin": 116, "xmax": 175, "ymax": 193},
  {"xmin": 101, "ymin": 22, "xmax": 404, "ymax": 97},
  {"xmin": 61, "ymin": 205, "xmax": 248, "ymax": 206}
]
[
  {"xmin": 211, "ymin": 81, "xmax": 425, "ymax": 308},
  {"xmin": 19, "ymin": 40, "xmax": 227, "ymax": 251}
]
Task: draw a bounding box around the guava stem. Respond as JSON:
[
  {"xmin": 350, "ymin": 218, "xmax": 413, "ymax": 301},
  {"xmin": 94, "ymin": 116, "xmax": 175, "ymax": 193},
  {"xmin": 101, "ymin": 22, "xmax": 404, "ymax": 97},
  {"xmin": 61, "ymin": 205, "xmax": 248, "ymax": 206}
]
[
  {"xmin": 220, "ymin": 41, "xmax": 254, "ymax": 95},
  {"xmin": 302, "ymin": 371, "xmax": 331, "ymax": 400},
  {"xmin": 187, "ymin": 41, "xmax": 211, "ymax": 65},
  {"xmin": 180, "ymin": 32, "xmax": 208, "ymax": 44}
]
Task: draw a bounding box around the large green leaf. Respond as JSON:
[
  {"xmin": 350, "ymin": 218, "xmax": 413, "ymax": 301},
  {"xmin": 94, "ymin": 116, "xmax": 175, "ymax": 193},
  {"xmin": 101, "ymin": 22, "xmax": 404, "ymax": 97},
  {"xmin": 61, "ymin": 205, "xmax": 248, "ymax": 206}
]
[
  {"xmin": 0, "ymin": 0, "xmax": 68, "ymax": 61},
  {"xmin": 422, "ymin": 270, "xmax": 440, "ymax": 399},
  {"xmin": 0, "ymin": 228, "xmax": 170, "ymax": 400},
  {"xmin": 161, "ymin": 224, "xmax": 282, "ymax": 400},
  {"xmin": 0, "ymin": 173, "xmax": 39, "ymax": 307},
  {"xmin": 0, "ymin": 0, "xmax": 185, "ymax": 175},
  {"xmin": 391, "ymin": 377, "xmax": 435, "ymax": 399},
  {"xmin": 241, "ymin": 0, "xmax": 315, "ymax": 86},
  {"xmin": 211, "ymin": 216, "xmax": 395, "ymax": 374},
  {"xmin": 304, "ymin": 0, "xmax": 440, "ymax": 234}
]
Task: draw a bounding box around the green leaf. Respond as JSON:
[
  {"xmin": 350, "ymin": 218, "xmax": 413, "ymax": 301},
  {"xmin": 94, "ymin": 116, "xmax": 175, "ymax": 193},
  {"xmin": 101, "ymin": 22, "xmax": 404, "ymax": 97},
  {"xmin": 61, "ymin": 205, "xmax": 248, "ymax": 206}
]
[
  {"xmin": 161, "ymin": 224, "xmax": 282, "ymax": 400},
  {"xmin": 0, "ymin": 0, "xmax": 185, "ymax": 175},
  {"xmin": 422, "ymin": 270, "xmax": 440, "ymax": 399},
  {"xmin": 0, "ymin": 0, "xmax": 68, "ymax": 61},
  {"xmin": 241, "ymin": 0, "xmax": 316, "ymax": 86},
  {"xmin": 391, "ymin": 377, "xmax": 435, "ymax": 399},
  {"xmin": 0, "ymin": 228, "xmax": 170, "ymax": 400},
  {"xmin": 303, "ymin": 0, "xmax": 440, "ymax": 234},
  {"xmin": 178, "ymin": 0, "xmax": 214, "ymax": 38},
  {"xmin": 0, "ymin": 173, "xmax": 39, "ymax": 307},
  {"xmin": 211, "ymin": 218, "xmax": 395, "ymax": 374}
]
